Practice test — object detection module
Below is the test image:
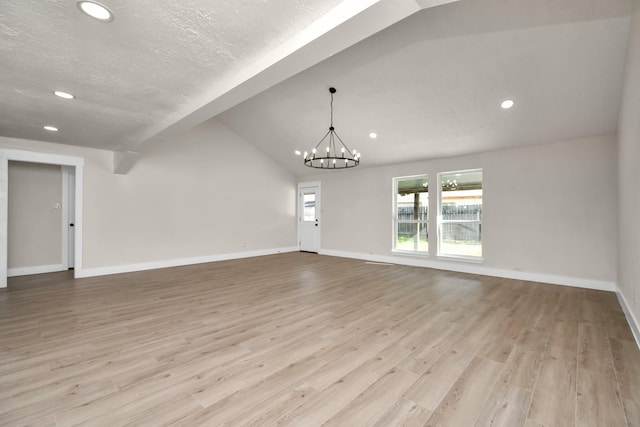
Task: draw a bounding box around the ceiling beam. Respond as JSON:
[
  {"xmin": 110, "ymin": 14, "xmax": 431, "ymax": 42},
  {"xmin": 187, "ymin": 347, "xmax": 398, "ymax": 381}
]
[
  {"xmin": 113, "ymin": 0, "xmax": 461, "ymax": 174},
  {"xmin": 113, "ymin": 151, "xmax": 141, "ymax": 175},
  {"xmin": 416, "ymin": 0, "xmax": 460, "ymax": 7}
]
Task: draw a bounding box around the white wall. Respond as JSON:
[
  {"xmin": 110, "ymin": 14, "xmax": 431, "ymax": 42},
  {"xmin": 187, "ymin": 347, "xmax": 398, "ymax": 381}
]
[
  {"xmin": 617, "ymin": 0, "xmax": 640, "ymax": 333},
  {"xmin": 8, "ymin": 161, "xmax": 62, "ymax": 270},
  {"xmin": 0, "ymin": 118, "xmax": 298, "ymax": 274},
  {"xmin": 307, "ymin": 134, "xmax": 618, "ymax": 288}
]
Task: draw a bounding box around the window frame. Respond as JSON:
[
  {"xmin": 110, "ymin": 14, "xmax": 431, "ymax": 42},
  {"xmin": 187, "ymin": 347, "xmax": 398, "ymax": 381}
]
[
  {"xmin": 392, "ymin": 174, "xmax": 429, "ymax": 256},
  {"xmin": 302, "ymin": 192, "xmax": 317, "ymax": 222},
  {"xmin": 437, "ymin": 168, "xmax": 483, "ymax": 262}
]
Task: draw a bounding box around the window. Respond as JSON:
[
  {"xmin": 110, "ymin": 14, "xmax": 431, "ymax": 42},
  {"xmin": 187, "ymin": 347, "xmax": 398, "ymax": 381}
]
[
  {"xmin": 393, "ymin": 175, "xmax": 428, "ymax": 254},
  {"xmin": 303, "ymin": 193, "xmax": 316, "ymax": 222},
  {"xmin": 438, "ymin": 169, "xmax": 483, "ymax": 258}
]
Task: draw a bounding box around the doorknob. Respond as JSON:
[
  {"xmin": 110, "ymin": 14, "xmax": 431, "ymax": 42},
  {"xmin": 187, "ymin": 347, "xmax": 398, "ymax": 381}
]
[{"xmin": 69, "ymin": 223, "xmax": 74, "ymax": 227}]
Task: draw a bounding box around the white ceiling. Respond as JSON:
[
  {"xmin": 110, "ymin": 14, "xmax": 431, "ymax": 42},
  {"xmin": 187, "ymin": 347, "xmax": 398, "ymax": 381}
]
[
  {"xmin": 0, "ymin": 0, "xmax": 632, "ymax": 177},
  {"xmin": 0, "ymin": 0, "xmax": 344, "ymax": 151},
  {"xmin": 219, "ymin": 0, "xmax": 632, "ymax": 176}
]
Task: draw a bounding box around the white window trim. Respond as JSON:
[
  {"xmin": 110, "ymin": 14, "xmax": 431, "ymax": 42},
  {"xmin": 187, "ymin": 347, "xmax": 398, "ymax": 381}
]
[
  {"xmin": 392, "ymin": 174, "xmax": 429, "ymax": 255},
  {"xmin": 436, "ymin": 168, "xmax": 483, "ymax": 262}
]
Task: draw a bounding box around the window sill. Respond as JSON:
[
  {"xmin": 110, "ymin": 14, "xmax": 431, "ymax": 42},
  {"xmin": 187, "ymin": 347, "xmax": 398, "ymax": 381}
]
[
  {"xmin": 436, "ymin": 254, "xmax": 484, "ymax": 264},
  {"xmin": 391, "ymin": 249, "xmax": 429, "ymax": 258}
]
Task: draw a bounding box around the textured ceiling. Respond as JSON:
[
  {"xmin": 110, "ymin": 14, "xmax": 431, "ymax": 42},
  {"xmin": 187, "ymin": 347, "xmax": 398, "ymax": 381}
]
[
  {"xmin": 218, "ymin": 0, "xmax": 632, "ymax": 177},
  {"xmin": 0, "ymin": 0, "xmax": 633, "ymax": 178},
  {"xmin": 0, "ymin": 0, "xmax": 344, "ymax": 151}
]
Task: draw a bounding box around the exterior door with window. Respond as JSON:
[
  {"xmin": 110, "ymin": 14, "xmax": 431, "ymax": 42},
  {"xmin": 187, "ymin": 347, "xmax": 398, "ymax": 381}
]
[{"xmin": 298, "ymin": 183, "xmax": 320, "ymax": 252}]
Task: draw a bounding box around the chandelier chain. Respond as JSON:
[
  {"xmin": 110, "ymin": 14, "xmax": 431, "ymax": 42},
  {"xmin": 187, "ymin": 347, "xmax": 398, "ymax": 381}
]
[{"xmin": 330, "ymin": 91, "xmax": 334, "ymax": 128}]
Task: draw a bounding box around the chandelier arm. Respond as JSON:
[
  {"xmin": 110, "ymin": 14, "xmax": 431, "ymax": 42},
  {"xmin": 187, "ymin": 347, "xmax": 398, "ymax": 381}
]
[
  {"xmin": 329, "ymin": 132, "xmax": 336, "ymax": 157},
  {"xmin": 332, "ymin": 131, "xmax": 354, "ymax": 157},
  {"xmin": 312, "ymin": 130, "xmax": 332, "ymax": 152}
]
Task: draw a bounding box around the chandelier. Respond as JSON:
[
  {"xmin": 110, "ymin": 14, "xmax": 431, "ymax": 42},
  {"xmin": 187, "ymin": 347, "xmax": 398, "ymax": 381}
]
[
  {"xmin": 304, "ymin": 87, "xmax": 360, "ymax": 169},
  {"xmin": 442, "ymin": 178, "xmax": 458, "ymax": 191}
]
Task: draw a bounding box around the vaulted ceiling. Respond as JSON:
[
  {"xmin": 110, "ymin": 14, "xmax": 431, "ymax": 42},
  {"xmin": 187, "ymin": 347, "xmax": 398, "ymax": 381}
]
[{"xmin": 0, "ymin": 0, "xmax": 632, "ymax": 176}]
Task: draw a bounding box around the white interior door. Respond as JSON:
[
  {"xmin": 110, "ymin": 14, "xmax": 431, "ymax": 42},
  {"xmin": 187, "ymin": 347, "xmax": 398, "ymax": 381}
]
[{"xmin": 299, "ymin": 183, "xmax": 320, "ymax": 253}]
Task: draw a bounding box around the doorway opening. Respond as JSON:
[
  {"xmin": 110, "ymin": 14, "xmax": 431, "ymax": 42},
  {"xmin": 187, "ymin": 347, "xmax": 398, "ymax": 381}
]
[
  {"xmin": 6, "ymin": 161, "xmax": 76, "ymax": 276},
  {"xmin": 0, "ymin": 149, "xmax": 84, "ymax": 288}
]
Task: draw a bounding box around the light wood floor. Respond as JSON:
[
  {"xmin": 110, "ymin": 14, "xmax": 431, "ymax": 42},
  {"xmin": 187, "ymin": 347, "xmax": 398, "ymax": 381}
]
[{"xmin": 1, "ymin": 253, "xmax": 639, "ymax": 426}]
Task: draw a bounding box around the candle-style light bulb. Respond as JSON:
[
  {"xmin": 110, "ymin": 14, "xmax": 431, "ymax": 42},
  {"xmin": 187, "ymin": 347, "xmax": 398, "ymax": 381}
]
[{"xmin": 312, "ymin": 148, "xmax": 317, "ymax": 154}]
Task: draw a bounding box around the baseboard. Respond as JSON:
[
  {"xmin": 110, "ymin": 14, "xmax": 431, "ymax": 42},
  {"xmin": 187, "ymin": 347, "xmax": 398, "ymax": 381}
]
[
  {"xmin": 616, "ymin": 289, "xmax": 640, "ymax": 349},
  {"xmin": 75, "ymin": 247, "xmax": 299, "ymax": 278},
  {"xmin": 318, "ymin": 249, "xmax": 616, "ymax": 292},
  {"xmin": 8, "ymin": 264, "xmax": 66, "ymax": 277},
  {"xmin": 75, "ymin": 245, "xmax": 615, "ymax": 292}
]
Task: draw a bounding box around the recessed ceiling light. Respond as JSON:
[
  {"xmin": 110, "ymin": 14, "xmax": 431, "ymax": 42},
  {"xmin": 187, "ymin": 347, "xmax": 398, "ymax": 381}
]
[
  {"xmin": 369, "ymin": 132, "xmax": 377, "ymax": 139},
  {"xmin": 77, "ymin": 1, "xmax": 114, "ymax": 22},
  {"xmin": 501, "ymin": 99, "xmax": 515, "ymax": 109},
  {"xmin": 43, "ymin": 125, "xmax": 59, "ymax": 132},
  {"xmin": 294, "ymin": 150, "xmax": 301, "ymax": 156},
  {"xmin": 53, "ymin": 90, "xmax": 75, "ymax": 99}
]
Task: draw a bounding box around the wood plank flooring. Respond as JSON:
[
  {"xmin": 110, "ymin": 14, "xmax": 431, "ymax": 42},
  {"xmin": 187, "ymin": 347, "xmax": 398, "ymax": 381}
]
[{"xmin": 1, "ymin": 252, "xmax": 638, "ymax": 426}]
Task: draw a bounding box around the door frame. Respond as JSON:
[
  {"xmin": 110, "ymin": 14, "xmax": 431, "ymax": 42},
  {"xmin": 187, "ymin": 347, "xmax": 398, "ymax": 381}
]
[
  {"xmin": 0, "ymin": 149, "xmax": 84, "ymax": 288},
  {"xmin": 62, "ymin": 165, "xmax": 75, "ymax": 269},
  {"xmin": 297, "ymin": 181, "xmax": 321, "ymax": 252}
]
